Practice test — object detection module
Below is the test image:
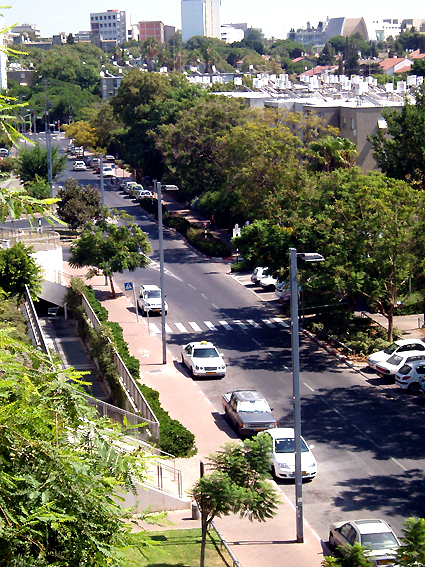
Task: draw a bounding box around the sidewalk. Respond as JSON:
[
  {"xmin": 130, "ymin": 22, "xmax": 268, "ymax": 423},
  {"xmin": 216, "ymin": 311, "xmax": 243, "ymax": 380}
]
[{"xmin": 65, "ymin": 263, "xmax": 325, "ymax": 567}]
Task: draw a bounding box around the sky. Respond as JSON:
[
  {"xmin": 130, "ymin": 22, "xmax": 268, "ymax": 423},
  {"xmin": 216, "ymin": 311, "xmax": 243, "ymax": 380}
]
[{"xmin": 4, "ymin": 0, "xmax": 424, "ymax": 41}]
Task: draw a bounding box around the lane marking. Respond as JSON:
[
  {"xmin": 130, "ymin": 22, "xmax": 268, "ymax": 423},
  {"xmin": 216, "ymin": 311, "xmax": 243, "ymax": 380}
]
[
  {"xmin": 212, "ymin": 303, "xmax": 219, "ymax": 310},
  {"xmin": 188, "ymin": 284, "xmax": 197, "ymax": 290},
  {"xmin": 304, "ymin": 383, "xmax": 315, "ymax": 392},
  {"xmin": 233, "ymin": 319, "xmax": 248, "ymax": 330},
  {"xmin": 247, "ymin": 319, "xmax": 261, "ymax": 328},
  {"xmin": 390, "ymin": 456, "xmax": 407, "ymax": 471},
  {"xmin": 262, "ymin": 319, "xmax": 275, "ymax": 327},
  {"xmin": 204, "ymin": 321, "xmax": 217, "ymax": 331},
  {"xmin": 188, "ymin": 321, "xmax": 202, "ymax": 332},
  {"xmin": 219, "ymin": 320, "xmax": 233, "ymax": 331},
  {"xmin": 273, "ymin": 317, "xmax": 290, "ymax": 328},
  {"xmin": 175, "ymin": 322, "xmax": 188, "ymax": 332},
  {"xmin": 165, "ymin": 324, "xmax": 173, "ymax": 333},
  {"xmin": 201, "ymin": 293, "xmax": 207, "ymax": 299},
  {"xmin": 148, "ymin": 323, "xmax": 161, "ymax": 334},
  {"xmin": 252, "ymin": 338, "xmax": 262, "ymax": 346}
]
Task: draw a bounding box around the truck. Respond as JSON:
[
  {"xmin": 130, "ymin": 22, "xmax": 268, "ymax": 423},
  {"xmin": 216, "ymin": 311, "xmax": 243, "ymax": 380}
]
[{"xmin": 222, "ymin": 390, "xmax": 277, "ymax": 437}]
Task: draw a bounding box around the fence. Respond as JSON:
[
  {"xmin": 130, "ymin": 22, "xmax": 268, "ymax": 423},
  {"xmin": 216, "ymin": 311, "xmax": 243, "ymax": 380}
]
[
  {"xmin": 81, "ymin": 293, "xmax": 160, "ymax": 442},
  {"xmin": 23, "ymin": 285, "xmax": 53, "ymax": 363},
  {"xmin": 1, "ymin": 227, "xmax": 61, "ymax": 251}
]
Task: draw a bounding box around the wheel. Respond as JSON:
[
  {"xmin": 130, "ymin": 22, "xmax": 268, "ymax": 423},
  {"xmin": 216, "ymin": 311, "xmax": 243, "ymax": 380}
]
[
  {"xmin": 190, "ymin": 365, "xmax": 195, "ymax": 378},
  {"xmin": 408, "ymin": 382, "xmax": 421, "ymax": 395},
  {"xmin": 328, "ymin": 532, "xmax": 336, "ymax": 551},
  {"xmin": 164, "ymin": 311, "xmax": 168, "ymax": 316},
  {"xmin": 141, "ymin": 306, "xmax": 145, "ymax": 317}
]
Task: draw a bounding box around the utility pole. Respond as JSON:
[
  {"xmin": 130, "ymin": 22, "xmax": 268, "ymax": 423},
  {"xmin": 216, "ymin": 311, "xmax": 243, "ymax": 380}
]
[{"xmin": 44, "ymin": 80, "xmax": 53, "ymax": 198}]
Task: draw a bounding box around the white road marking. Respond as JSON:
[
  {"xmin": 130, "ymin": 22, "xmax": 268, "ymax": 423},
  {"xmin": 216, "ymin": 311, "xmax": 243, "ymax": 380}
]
[
  {"xmin": 204, "ymin": 321, "xmax": 217, "ymax": 331},
  {"xmin": 273, "ymin": 317, "xmax": 290, "ymax": 328},
  {"xmin": 149, "ymin": 323, "xmax": 161, "ymax": 334},
  {"xmin": 188, "ymin": 284, "xmax": 197, "ymax": 290},
  {"xmin": 212, "ymin": 303, "xmax": 219, "ymax": 310},
  {"xmin": 201, "ymin": 293, "xmax": 207, "ymax": 299},
  {"xmin": 233, "ymin": 319, "xmax": 248, "ymax": 329},
  {"xmin": 188, "ymin": 321, "xmax": 202, "ymax": 332},
  {"xmin": 252, "ymin": 338, "xmax": 262, "ymax": 346},
  {"xmin": 247, "ymin": 319, "xmax": 261, "ymax": 328},
  {"xmin": 175, "ymin": 322, "xmax": 188, "ymax": 332},
  {"xmin": 165, "ymin": 324, "xmax": 173, "ymax": 333},
  {"xmin": 219, "ymin": 320, "xmax": 233, "ymax": 331},
  {"xmin": 304, "ymin": 383, "xmax": 315, "ymax": 392},
  {"xmin": 390, "ymin": 456, "xmax": 407, "ymax": 471},
  {"xmin": 262, "ymin": 319, "xmax": 275, "ymax": 327}
]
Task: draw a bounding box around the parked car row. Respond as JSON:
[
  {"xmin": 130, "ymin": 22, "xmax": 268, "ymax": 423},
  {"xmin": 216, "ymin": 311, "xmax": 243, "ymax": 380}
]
[{"xmin": 251, "ymin": 267, "xmax": 295, "ymax": 303}]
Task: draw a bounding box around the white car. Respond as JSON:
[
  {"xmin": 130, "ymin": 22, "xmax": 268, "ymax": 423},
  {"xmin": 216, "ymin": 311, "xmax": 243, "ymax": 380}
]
[
  {"xmin": 329, "ymin": 519, "xmax": 400, "ymax": 566},
  {"xmin": 73, "ymin": 161, "xmax": 86, "ymax": 171},
  {"xmin": 367, "ymin": 338, "xmax": 425, "ymax": 369},
  {"xmin": 261, "ymin": 427, "xmax": 317, "ymax": 480},
  {"xmin": 123, "ymin": 181, "xmax": 138, "ymax": 194},
  {"xmin": 395, "ymin": 359, "xmax": 425, "ymax": 394},
  {"xmin": 181, "ymin": 340, "xmax": 226, "ymax": 378},
  {"xmin": 375, "ymin": 351, "xmax": 425, "ymax": 378},
  {"xmin": 134, "ymin": 189, "xmax": 153, "ymax": 201},
  {"xmin": 251, "ymin": 267, "xmax": 270, "ymax": 285},
  {"xmin": 101, "ymin": 166, "xmax": 115, "ymax": 178},
  {"xmin": 259, "ymin": 273, "xmax": 278, "ymax": 290},
  {"xmin": 137, "ymin": 284, "xmax": 168, "ymax": 316}
]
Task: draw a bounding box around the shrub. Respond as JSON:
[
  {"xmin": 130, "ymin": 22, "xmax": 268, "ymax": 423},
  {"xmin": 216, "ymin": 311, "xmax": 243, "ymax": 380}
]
[
  {"xmin": 163, "ymin": 214, "xmax": 191, "ymax": 236},
  {"xmin": 139, "ymin": 384, "xmax": 196, "ymax": 457},
  {"xmin": 108, "ymin": 321, "xmax": 140, "ymax": 380},
  {"xmin": 186, "ymin": 227, "xmax": 232, "ymax": 257},
  {"xmin": 139, "ymin": 197, "xmax": 167, "ymax": 218}
]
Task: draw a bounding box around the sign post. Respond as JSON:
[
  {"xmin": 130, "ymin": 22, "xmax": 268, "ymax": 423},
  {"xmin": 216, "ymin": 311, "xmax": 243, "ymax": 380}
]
[{"xmin": 124, "ymin": 282, "xmax": 139, "ymax": 323}]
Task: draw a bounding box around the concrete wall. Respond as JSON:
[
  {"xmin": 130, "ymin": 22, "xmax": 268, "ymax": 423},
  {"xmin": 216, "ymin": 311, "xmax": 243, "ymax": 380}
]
[
  {"xmin": 118, "ymin": 483, "xmax": 191, "ymax": 513},
  {"xmin": 34, "ymin": 246, "xmax": 68, "ymax": 306}
]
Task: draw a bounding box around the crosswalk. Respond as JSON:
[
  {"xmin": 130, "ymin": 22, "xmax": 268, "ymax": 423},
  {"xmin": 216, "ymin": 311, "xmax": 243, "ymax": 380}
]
[{"xmin": 146, "ymin": 317, "xmax": 290, "ymax": 335}]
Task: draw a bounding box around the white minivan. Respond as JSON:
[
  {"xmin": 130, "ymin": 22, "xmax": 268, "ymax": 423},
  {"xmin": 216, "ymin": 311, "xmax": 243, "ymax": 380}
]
[{"xmin": 137, "ymin": 284, "xmax": 168, "ymax": 316}]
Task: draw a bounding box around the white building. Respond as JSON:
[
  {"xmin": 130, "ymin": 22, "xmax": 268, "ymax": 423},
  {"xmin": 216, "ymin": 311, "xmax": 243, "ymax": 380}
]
[
  {"xmin": 181, "ymin": 0, "xmax": 220, "ymax": 42},
  {"xmin": 221, "ymin": 24, "xmax": 244, "ymax": 43},
  {"xmin": 368, "ymin": 19, "xmax": 401, "ymax": 41},
  {"xmin": 90, "ymin": 9, "xmax": 126, "ymax": 43}
]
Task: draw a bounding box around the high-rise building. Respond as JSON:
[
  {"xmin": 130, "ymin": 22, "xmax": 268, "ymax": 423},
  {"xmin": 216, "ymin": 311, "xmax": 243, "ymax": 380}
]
[
  {"xmin": 181, "ymin": 0, "xmax": 220, "ymax": 42},
  {"xmin": 90, "ymin": 9, "xmax": 126, "ymax": 44},
  {"xmin": 139, "ymin": 21, "xmax": 165, "ymax": 43}
]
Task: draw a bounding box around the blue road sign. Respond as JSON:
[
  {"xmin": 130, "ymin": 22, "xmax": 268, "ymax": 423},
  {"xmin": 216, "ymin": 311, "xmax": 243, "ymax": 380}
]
[{"xmin": 124, "ymin": 282, "xmax": 133, "ymax": 291}]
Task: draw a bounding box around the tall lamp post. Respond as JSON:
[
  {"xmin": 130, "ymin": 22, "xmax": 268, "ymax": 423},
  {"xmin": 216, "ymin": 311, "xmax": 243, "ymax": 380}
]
[{"xmin": 289, "ymin": 248, "xmax": 324, "ymax": 543}]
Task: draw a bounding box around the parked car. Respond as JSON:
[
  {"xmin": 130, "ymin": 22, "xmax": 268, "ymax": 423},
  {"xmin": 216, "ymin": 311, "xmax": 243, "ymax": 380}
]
[
  {"xmin": 105, "ymin": 154, "xmax": 115, "ymax": 161},
  {"xmin": 127, "ymin": 183, "xmax": 143, "ymax": 196},
  {"xmin": 260, "ymin": 427, "xmax": 317, "ymax": 480},
  {"xmin": 251, "ymin": 267, "xmax": 270, "ymax": 285},
  {"xmin": 395, "ymin": 359, "xmax": 425, "ymax": 394},
  {"xmin": 134, "ymin": 189, "xmax": 153, "ymax": 201},
  {"xmin": 367, "ymin": 338, "xmax": 425, "ymax": 370},
  {"xmin": 162, "ymin": 184, "xmax": 179, "ymax": 190},
  {"xmin": 74, "ymin": 146, "xmax": 84, "ymax": 157},
  {"xmin": 123, "ymin": 181, "xmax": 138, "ymax": 194},
  {"xmin": 0, "ymin": 148, "xmax": 10, "ymax": 157},
  {"xmin": 182, "ymin": 341, "xmax": 226, "ymax": 378},
  {"xmin": 375, "ymin": 352, "xmax": 425, "ymax": 379},
  {"xmin": 72, "ymin": 161, "xmax": 86, "ymax": 171},
  {"xmin": 259, "ymin": 273, "xmax": 278, "ymax": 291},
  {"xmin": 137, "ymin": 284, "xmax": 168, "ymax": 316},
  {"xmin": 84, "ymin": 155, "xmax": 93, "ymax": 166},
  {"xmin": 102, "ymin": 166, "xmax": 115, "ymax": 178},
  {"xmin": 91, "ymin": 158, "xmax": 100, "ymax": 169},
  {"xmin": 328, "ymin": 519, "xmax": 400, "ymax": 566},
  {"xmin": 222, "ymin": 390, "xmax": 276, "ymax": 436}
]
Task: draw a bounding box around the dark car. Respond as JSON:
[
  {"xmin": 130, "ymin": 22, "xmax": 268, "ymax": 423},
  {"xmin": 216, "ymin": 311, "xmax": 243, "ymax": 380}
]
[{"xmin": 222, "ymin": 390, "xmax": 277, "ymax": 436}]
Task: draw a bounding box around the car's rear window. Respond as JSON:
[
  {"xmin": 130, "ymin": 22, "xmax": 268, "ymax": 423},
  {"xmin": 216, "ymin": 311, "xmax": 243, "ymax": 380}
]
[
  {"xmin": 360, "ymin": 532, "xmax": 398, "ymax": 550},
  {"xmin": 387, "ymin": 354, "xmax": 403, "ymax": 366},
  {"xmin": 398, "ymin": 364, "xmax": 411, "ymax": 375}
]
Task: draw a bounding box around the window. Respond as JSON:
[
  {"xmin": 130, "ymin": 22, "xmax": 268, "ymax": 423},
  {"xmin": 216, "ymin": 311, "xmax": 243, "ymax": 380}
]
[
  {"xmin": 108, "ymin": 15, "xmax": 111, "ymax": 19},
  {"xmin": 109, "ymin": 23, "xmax": 111, "ymax": 27},
  {"xmin": 99, "ymin": 16, "xmax": 103, "ymax": 20},
  {"xmin": 95, "ymin": 16, "xmax": 98, "ymax": 21},
  {"xmin": 91, "ymin": 16, "xmax": 94, "ymax": 20},
  {"xmin": 113, "ymin": 23, "xmax": 116, "ymax": 27}
]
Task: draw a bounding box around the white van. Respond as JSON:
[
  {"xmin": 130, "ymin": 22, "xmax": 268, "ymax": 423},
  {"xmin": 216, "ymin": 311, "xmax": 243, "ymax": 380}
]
[{"xmin": 137, "ymin": 284, "xmax": 168, "ymax": 316}]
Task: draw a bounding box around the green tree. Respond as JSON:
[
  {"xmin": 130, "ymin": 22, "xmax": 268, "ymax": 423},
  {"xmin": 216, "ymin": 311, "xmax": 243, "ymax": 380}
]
[
  {"xmin": 66, "ymin": 32, "xmax": 75, "ymax": 44},
  {"xmin": 0, "ymin": 242, "xmax": 43, "ymax": 299},
  {"xmin": 24, "ymin": 174, "xmax": 51, "ymax": 199},
  {"xmin": 318, "ymin": 42, "xmax": 336, "ymax": 65},
  {"xmin": 396, "ymin": 517, "xmax": 425, "ymax": 567},
  {"xmin": 69, "ymin": 217, "xmax": 151, "ymax": 297},
  {"xmin": 369, "ymin": 84, "xmax": 425, "ymax": 189},
  {"xmin": 189, "ymin": 436, "xmax": 279, "ymax": 567},
  {"xmin": 322, "ymin": 542, "xmax": 372, "ymax": 567},
  {"xmin": 307, "ymin": 136, "xmax": 358, "ymax": 172},
  {"xmin": 57, "ymin": 178, "xmax": 102, "ymax": 230},
  {"xmin": 0, "ymin": 327, "xmax": 158, "ymax": 566},
  {"xmin": 14, "ymin": 142, "xmax": 67, "ymax": 184},
  {"xmin": 63, "ymin": 120, "xmax": 99, "ymax": 151}
]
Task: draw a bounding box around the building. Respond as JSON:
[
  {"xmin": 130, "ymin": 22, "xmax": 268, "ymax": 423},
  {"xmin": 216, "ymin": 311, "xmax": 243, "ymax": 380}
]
[
  {"xmin": 90, "ymin": 9, "xmax": 126, "ymax": 44},
  {"xmin": 324, "ymin": 17, "xmax": 369, "ymax": 41},
  {"xmin": 101, "ymin": 74, "xmax": 123, "ymax": 101},
  {"xmin": 74, "ymin": 31, "xmax": 91, "ymax": 42},
  {"xmin": 181, "ymin": 0, "xmax": 220, "ymax": 42},
  {"xmin": 138, "ymin": 21, "xmax": 165, "ymax": 43},
  {"xmin": 368, "ymin": 19, "xmax": 401, "ymax": 41},
  {"xmin": 402, "ymin": 19, "xmax": 425, "ymax": 32},
  {"xmin": 10, "ymin": 23, "xmax": 40, "ymax": 38},
  {"xmin": 221, "ymin": 24, "xmax": 244, "ymax": 43},
  {"xmin": 379, "ymin": 57, "xmax": 413, "ymax": 75}
]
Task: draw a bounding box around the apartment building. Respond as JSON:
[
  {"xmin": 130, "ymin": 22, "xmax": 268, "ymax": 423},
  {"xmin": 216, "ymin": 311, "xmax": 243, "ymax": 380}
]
[
  {"xmin": 181, "ymin": 0, "xmax": 220, "ymax": 42},
  {"xmin": 90, "ymin": 9, "xmax": 126, "ymax": 44}
]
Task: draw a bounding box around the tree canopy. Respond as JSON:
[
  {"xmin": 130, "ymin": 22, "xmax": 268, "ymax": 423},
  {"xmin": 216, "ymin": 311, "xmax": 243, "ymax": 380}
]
[
  {"xmin": 13, "ymin": 143, "xmax": 67, "ymax": 185},
  {"xmin": 57, "ymin": 178, "xmax": 102, "ymax": 230}
]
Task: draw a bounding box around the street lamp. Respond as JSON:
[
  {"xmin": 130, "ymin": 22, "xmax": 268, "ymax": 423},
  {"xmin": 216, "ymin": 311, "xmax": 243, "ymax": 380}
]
[{"xmin": 289, "ymin": 248, "xmax": 324, "ymax": 543}]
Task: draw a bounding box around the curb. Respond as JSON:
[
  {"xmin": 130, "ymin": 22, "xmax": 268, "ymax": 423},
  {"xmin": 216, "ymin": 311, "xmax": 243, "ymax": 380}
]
[{"xmin": 302, "ymin": 328, "xmax": 358, "ymax": 371}]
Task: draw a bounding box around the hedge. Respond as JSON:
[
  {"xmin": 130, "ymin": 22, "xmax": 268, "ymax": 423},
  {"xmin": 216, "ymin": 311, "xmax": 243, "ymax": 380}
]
[{"xmin": 186, "ymin": 227, "xmax": 232, "ymax": 258}]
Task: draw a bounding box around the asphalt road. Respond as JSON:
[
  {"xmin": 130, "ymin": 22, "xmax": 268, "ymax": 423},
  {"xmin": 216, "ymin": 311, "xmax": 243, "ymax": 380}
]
[{"xmin": 9, "ymin": 134, "xmax": 425, "ymax": 543}]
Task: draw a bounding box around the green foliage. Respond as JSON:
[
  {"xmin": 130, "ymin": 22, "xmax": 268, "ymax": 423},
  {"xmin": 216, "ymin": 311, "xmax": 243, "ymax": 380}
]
[
  {"xmin": 163, "ymin": 213, "xmax": 191, "ymax": 235},
  {"xmin": 186, "ymin": 227, "xmax": 232, "ymax": 258},
  {"xmin": 108, "ymin": 321, "xmax": 140, "ymax": 379},
  {"xmin": 69, "ymin": 217, "xmax": 151, "ymax": 297},
  {"xmin": 0, "ymin": 327, "xmax": 156, "ymax": 566},
  {"xmin": 0, "ymin": 242, "xmax": 43, "ymax": 300},
  {"xmin": 396, "ymin": 517, "xmax": 425, "ymax": 567},
  {"xmin": 189, "ymin": 436, "xmax": 279, "ymax": 567},
  {"xmin": 0, "ymin": 295, "xmax": 31, "ymax": 343},
  {"xmin": 307, "ymin": 136, "xmax": 358, "ymax": 172},
  {"xmin": 138, "ymin": 384, "xmax": 196, "ymax": 457},
  {"xmin": 13, "ymin": 142, "xmax": 67, "ymax": 184},
  {"xmin": 24, "ymin": 174, "xmax": 50, "ymax": 199},
  {"xmin": 369, "ymin": 84, "xmax": 425, "ymax": 189},
  {"xmin": 324, "ymin": 542, "xmax": 373, "ymax": 567},
  {"xmin": 57, "ymin": 178, "xmax": 102, "ymax": 230}
]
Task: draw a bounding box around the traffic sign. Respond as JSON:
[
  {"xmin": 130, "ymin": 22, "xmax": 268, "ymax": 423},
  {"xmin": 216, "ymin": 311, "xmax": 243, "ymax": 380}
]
[{"xmin": 124, "ymin": 282, "xmax": 133, "ymax": 291}]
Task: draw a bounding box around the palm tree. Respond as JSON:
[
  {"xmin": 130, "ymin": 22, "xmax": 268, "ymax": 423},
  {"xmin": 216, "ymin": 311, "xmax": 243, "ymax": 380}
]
[{"xmin": 308, "ymin": 136, "xmax": 358, "ymax": 172}]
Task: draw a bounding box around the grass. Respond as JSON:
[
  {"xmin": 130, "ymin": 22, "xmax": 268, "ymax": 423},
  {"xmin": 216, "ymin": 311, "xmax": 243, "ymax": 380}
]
[{"xmin": 120, "ymin": 528, "xmax": 232, "ymax": 567}]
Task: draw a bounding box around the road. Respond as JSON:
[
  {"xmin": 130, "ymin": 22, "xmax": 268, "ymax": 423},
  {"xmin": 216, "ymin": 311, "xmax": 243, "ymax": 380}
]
[{"xmin": 9, "ymin": 133, "xmax": 425, "ymax": 543}]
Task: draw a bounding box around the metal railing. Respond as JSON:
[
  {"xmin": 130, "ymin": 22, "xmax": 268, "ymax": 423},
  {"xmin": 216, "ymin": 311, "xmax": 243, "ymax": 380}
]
[
  {"xmin": 1, "ymin": 227, "xmax": 61, "ymax": 251},
  {"xmin": 23, "ymin": 285, "xmax": 53, "ymax": 363},
  {"xmin": 81, "ymin": 293, "xmax": 160, "ymax": 442},
  {"xmin": 211, "ymin": 520, "xmax": 241, "ymax": 567}
]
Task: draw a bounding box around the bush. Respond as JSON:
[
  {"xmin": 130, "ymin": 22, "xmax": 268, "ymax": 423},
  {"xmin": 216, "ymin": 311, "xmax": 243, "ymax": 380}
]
[
  {"xmin": 108, "ymin": 321, "xmax": 140, "ymax": 380},
  {"xmin": 163, "ymin": 214, "xmax": 191, "ymax": 236},
  {"xmin": 139, "ymin": 384, "xmax": 196, "ymax": 457},
  {"xmin": 139, "ymin": 197, "xmax": 167, "ymax": 218},
  {"xmin": 395, "ymin": 301, "xmax": 425, "ymax": 316},
  {"xmin": 186, "ymin": 228, "xmax": 232, "ymax": 258}
]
